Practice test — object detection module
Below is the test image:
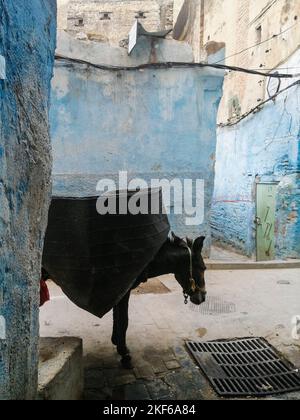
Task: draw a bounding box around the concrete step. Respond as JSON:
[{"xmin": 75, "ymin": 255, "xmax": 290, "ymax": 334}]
[
  {"xmin": 38, "ymin": 337, "xmax": 83, "ymax": 400},
  {"xmin": 205, "ymin": 259, "xmax": 300, "ymax": 270}
]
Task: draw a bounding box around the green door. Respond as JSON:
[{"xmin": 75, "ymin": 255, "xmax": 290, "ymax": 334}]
[{"xmin": 256, "ymin": 184, "xmax": 277, "ymax": 261}]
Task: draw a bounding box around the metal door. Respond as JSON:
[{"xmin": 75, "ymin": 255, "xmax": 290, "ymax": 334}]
[{"xmin": 256, "ymin": 184, "xmax": 277, "ymax": 261}]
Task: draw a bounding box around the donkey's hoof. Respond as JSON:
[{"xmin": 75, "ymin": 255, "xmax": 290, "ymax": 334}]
[{"xmin": 121, "ymin": 354, "xmax": 133, "ymax": 370}]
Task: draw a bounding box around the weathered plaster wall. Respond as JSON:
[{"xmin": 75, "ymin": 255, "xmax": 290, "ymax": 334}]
[
  {"xmin": 201, "ymin": 0, "xmax": 300, "ymax": 124},
  {"xmin": 50, "ymin": 33, "xmax": 223, "ymax": 253},
  {"xmin": 212, "ymin": 50, "xmax": 300, "ymax": 259},
  {"xmin": 57, "ymin": 0, "xmax": 173, "ymax": 45},
  {"xmin": 173, "ymin": 0, "xmax": 185, "ymax": 21},
  {"xmin": 172, "ymin": 0, "xmax": 300, "ymax": 258},
  {"xmin": 0, "ymin": 0, "xmax": 56, "ymax": 399},
  {"xmin": 173, "ymin": 0, "xmax": 202, "ymax": 63},
  {"xmin": 57, "ymin": 0, "xmax": 70, "ymax": 31}
]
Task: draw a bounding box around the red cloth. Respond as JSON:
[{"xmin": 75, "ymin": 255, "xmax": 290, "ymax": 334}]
[{"xmin": 40, "ymin": 279, "xmax": 50, "ymax": 307}]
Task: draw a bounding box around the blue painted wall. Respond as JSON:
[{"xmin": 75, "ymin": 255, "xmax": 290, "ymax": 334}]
[
  {"xmin": 50, "ymin": 45, "xmax": 223, "ymax": 252},
  {"xmin": 0, "ymin": 0, "xmax": 56, "ymax": 399},
  {"xmin": 212, "ymin": 66, "xmax": 300, "ymax": 259}
]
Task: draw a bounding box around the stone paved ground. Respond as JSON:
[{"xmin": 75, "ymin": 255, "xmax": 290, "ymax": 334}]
[
  {"xmin": 40, "ymin": 269, "xmax": 300, "ymax": 400},
  {"xmin": 210, "ymin": 245, "xmax": 253, "ymax": 261}
]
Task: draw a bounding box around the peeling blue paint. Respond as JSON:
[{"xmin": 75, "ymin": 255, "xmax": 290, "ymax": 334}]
[
  {"xmin": 0, "ymin": 0, "xmax": 56, "ymax": 400},
  {"xmin": 50, "ymin": 51, "xmax": 224, "ymax": 251},
  {"xmin": 212, "ymin": 74, "xmax": 300, "ymax": 259}
]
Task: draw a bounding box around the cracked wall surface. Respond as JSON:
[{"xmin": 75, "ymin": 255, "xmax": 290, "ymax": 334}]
[
  {"xmin": 0, "ymin": 0, "xmax": 56, "ymax": 400},
  {"xmin": 212, "ymin": 50, "xmax": 300, "ymax": 259},
  {"xmin": 201, "ymin": 0, "xmax": 300, "ymax": 124},
  {"xmin": 57, "ymin": 0, "xmax": 174, "ymax": 45},
  {"xmin": 175, "ymin": 0, "xmax": 300, "ymax": 258},
  {"xmin": 50, "ymin": 34, "xmax": 224, "ymax": 255}
]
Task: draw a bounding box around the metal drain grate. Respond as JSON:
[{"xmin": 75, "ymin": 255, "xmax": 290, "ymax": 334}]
[
  {"xmin": 186, "ymin": 337, "xmax": 300, "ymax": 397},
  {"xmin": 189, "ymin": 296, "xmax": 236, "ymax": 315}
]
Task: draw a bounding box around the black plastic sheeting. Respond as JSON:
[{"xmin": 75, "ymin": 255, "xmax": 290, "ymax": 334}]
[{"xmin": 42, "ymin": 189, "xmax": 170, "ymax": 318}]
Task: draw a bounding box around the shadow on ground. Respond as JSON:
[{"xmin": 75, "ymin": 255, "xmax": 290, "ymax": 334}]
[{"xmin": 40, "ymin": 269, "xmax": 300, "ymax": 400}]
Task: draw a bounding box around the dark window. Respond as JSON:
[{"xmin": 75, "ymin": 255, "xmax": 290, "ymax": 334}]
[
  {"xmin": 100, "ymin": 12, "xmax": 112, "ymax": 20},
  {"xmin": 136, "ymin": 11, "xmax": 146, "ymax": 19},
  {"xmin": 75, "ymin": 18, "xmax": 84, "ymax": 27},
  {"xmin": 256, "ymin": 25, "xmax": 262, "ymax": 43}
]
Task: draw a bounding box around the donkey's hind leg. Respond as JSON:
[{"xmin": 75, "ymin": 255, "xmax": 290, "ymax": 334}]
[{"xmin": 111, "ymin": 291, "xmax": 132, "ymax": 369}]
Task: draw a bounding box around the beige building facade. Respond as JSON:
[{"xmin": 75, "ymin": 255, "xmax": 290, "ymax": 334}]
[
  {"xmin": 57, "ymin": 0, "xmax": 174, "ymax": 44},
  {"xmin": 173, "ymin": 0, "xmax": 202, "ymax": 62},
  {"xmin": 173, "ymin": 0, "xmax": 300, "ymax": 124},
  {"xmin": 58, "ymin": 1, "xmax": 300, "ymax": 121}
]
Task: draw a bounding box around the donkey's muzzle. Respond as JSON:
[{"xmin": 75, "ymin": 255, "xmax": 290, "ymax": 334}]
[{"xmin": 190, "ymin": 290, "xmax": 206, "ymax": 306}]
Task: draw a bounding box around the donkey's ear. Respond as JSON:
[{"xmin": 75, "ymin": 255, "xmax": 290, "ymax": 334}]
[
  {"xmin": 169, "ymin": 231, "xmax": 176, "ymax": 243},
  {"xmin": 193, "ymin": 236, "xmax": 206, "ymax": 252},
  {"xmin": 186, "ymin": 237, "xmax": 194, "ymax": 249},
  {"xmin": 169, "ymin": 231, "xmax": 181, "ymax": 244},
  {"xmin": 170, "ymin": 231, "xmax": 187, "ymax": 248}
]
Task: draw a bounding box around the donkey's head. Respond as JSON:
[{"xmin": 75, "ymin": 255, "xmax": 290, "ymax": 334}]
[{"xmin": 170, "ymin": 232, "xmax": 207, "ymax": 306}]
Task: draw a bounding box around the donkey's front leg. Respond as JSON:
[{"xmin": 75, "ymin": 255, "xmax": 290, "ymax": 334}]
[{"xmin": 111, "ymin": 291, "xmax": 132, "ymax": 369}]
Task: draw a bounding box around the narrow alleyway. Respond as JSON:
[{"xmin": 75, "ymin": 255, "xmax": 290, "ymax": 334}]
[
  {"xmin": 40, "ymin": 269, "xmax": 300, "ymax": 400},
  {"xmin": 2, "ymin": 0, "xmax": 300, "ymax": 401}
]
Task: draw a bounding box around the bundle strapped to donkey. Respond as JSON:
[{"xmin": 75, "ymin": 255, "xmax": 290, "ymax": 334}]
[{"xmin": 42, "ymin": 188, "xmax": 170, "ymax": 318}]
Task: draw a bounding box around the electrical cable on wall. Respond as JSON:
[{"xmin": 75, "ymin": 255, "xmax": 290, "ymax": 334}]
[
  {"xmin": 218, "ymin": 79, "xmax": 300, "ymax": 127},
  {"xmin": 55, "ymin": 54, "xmax": 299, "ymax": 79}
]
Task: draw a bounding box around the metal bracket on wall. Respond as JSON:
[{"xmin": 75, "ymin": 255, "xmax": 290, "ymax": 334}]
[
  {"xmin": 128, "ymin": 21, "xmax": 172, "ymax": 55},
  {"xmin": 0, "ymin": 55, "xmax": 6, "ymax": 79}
]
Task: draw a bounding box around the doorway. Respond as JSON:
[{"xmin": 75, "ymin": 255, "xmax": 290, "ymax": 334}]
[{"xmin": 256, "ymin": 183, "xmax": 277, "ymax": 261}]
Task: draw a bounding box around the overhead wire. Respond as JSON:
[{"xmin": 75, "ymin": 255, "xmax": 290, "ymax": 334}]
[
  {"xmin": 55, "ymin": 54, "xmax": 298, "ymax": 79},
  {"xmin": 218, "ymin": 79, "xmax": 300, "ymax": 127},
  {"xmin": 212, "ymin": 22, "xmax": 298, "ymax": 65}
]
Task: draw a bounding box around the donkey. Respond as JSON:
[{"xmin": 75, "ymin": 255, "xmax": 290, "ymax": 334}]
[
  {"xmin": 111, "ymin": 232, "xmax": 207, "ymax": 368},
  {"xmin": 41, "ymin": 233, "xmax": 207, "ymax": 369}
]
